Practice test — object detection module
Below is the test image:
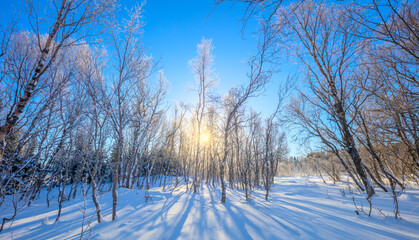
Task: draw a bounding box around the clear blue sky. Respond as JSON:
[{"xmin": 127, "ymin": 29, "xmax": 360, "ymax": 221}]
[
  {"xmin": 139, "ymin": 0, "xmax": 269, "ymax": 108},
  {"xmin": 138, "ymin": 0, "xmax": 292, "ymax": 117},
  {"xmin": 0, "ymin": 0, "xmax": 302, "ymax": 156}
]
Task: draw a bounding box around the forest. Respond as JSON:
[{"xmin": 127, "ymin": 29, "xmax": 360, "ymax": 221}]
[{"xmin": 0, "ymin": 0, "xmax": 418, "ymax": 239}]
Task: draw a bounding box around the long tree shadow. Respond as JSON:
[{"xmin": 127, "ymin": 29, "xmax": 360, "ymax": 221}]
[
  {"xmin": 3, "ymin": 181, "xmax": 418, "ymax": 240},
  {"xmin": 251, "ymin": 192, "xmax": 414, "ymax": 240}
]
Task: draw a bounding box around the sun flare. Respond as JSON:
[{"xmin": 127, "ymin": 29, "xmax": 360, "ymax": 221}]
[{"xmin": 200, "ymin": 131, "xmax": 211, "ymax": 145}]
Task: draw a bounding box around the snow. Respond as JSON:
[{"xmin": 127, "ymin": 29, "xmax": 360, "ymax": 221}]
[{"xmin": 1, "ymin": 177, "xmax": 418, "ymax": 240}]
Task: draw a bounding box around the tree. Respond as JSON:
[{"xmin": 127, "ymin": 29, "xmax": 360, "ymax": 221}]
[
  {"xmin": 274, "ymin": 0, "xmax": 376, "ymax": 198},
  {"xmin": 0, "ymin": 0, "xmax": 115, "ymax": 162},
  {"xmin": 219, "ymin": 42, "xmax": 270, "ymax": 203},
  {"xmin": 189, "ymin": 37, "xmax": 217, "ymax": 193},
  {"xmin": 104, "ymin": 3, "xmax": 153, "ymax": 220},
  {"xmin": 350, "ymin": 0, "xmax": 419, "ymax": 178}
]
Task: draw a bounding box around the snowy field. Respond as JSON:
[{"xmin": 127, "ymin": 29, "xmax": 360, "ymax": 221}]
[{"xmin": 1, "ymin": 177, "xmax": 418, "ymax": 240}]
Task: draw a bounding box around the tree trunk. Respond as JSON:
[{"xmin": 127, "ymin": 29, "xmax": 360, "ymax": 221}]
[
  {"xmin": 91, "ymin": 177, "xmax": 102, "ymax": 223},
  {"xmin": 220, "ymin": 132, "xmax": 228, "ymax": 203},
  {"xmin": 0, "ymin": 0, "xmax": 70, "ymax": 161}
]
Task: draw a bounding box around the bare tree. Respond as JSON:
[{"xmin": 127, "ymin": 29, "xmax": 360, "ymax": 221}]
[
  {"xmin": 189, "ymin": 37, "xmax": 217, "ymax": 193},
  {"xmin": 102, "ymin": 3, "xmax": 153, "ymax": 220},
  {"xmin": 219, "ymin": 39, "xmax": 270, "ymax": 203},
  {"xmin": 350, "ymin": 0, "xmax": 419, "ymax": 179},
  {"xmin": 0, "ymin": 0, "xmax": 115, "ymax": 162},
  {"xmin": 275, "ymin": 0, "xmax": 376, "ymax": 198},
  {"xmin": 79, "ymin": 46, "xmax": 110, "ymax": 223}
]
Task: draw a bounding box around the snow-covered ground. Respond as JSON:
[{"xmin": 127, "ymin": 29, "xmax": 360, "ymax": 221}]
[{"xmin": 1, "ymin": 177, "xmax": 418, "ymax": 240}]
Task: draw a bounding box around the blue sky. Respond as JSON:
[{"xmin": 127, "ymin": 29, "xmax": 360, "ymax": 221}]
[
  {"xmin": 0, "ymin": 0, "xmax": 302, "ymax": 155},
  {"xmin": 139, "ymin": 0, "xmax": 269, "ymax": 107},
  {"xmin": 140, "ymin": 0, "xmax": 295, "ymax": 119},
  {"xmin": 0, "ymin": 0, "xmax": 288, "ymax": 116}
]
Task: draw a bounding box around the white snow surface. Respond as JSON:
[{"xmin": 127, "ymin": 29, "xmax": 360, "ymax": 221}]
[{"xmin": 1, "ymin": 177, "xmax": 419, "ymax": 240}]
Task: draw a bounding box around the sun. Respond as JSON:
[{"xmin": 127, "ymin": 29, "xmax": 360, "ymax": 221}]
[{"xmin": 200, "ymin": 131, "xmax": 211, "ymax": 145}]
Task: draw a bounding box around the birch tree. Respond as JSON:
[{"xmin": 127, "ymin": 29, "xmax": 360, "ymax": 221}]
[
  {"xmin": 189, "ymin": 38, "xmax": 217, "ymax": 193},
  {"xmin": 0, "ymin": 0, "xmax": 115, "ymax": 162},
  {"xmin": 275, "ymin": 0, "xmax": 376, "ymax": 198},
  {"xmin": 219, "ymin": 42, "xmax": 270, "ymax": 203},
  {"xmin": 105, "ymin": 4, "xmax": 153, "ymax": 220}
]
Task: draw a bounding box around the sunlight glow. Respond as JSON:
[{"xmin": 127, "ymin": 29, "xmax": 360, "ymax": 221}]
[{"xmin": 200, "ymin": 131, "xmax": 211, "ymax": 145}]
